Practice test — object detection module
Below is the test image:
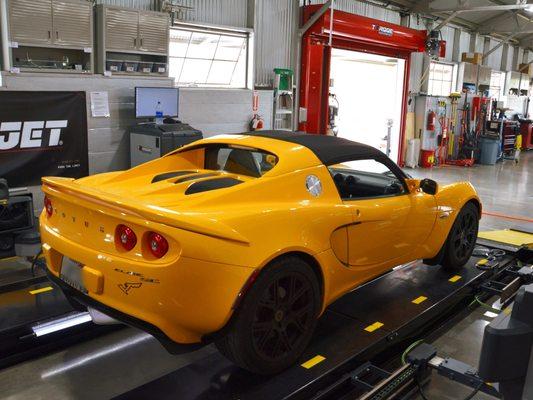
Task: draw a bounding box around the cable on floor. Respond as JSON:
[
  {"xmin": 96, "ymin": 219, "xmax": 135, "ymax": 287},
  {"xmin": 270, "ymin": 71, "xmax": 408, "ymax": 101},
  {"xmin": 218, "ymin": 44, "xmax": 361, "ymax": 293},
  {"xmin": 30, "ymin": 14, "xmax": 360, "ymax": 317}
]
[{"xmin": 416, "ymin": 375, "xmax": 484, "ymax": 400}]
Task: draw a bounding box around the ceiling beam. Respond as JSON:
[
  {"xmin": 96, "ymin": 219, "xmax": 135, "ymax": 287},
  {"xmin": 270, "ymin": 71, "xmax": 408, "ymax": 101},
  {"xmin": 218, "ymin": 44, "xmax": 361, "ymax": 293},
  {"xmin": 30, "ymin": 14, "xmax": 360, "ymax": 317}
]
[{"xmin": 414, "ymin": 2, "xmax": 533, "ymax": 14}]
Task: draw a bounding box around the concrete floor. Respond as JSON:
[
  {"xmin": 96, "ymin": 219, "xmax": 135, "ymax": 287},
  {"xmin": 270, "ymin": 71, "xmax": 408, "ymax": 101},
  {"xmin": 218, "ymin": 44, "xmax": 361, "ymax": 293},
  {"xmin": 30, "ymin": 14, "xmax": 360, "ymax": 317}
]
[
  {"xmin": 0, "ymin": 153, "xmax": 531, "ymax": 400},
  {"xmin": 406, "ymin": 152, "xmax": 532, "ymax": 232}
]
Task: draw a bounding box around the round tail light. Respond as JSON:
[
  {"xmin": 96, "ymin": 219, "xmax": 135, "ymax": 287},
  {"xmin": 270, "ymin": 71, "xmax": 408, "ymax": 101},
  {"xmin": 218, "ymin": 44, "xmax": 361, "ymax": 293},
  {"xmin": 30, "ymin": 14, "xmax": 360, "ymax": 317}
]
[
  {"xmin": 44, "ymin": 196, "xmax": 53, "ymax": 217},
  {"xmin": 147, "ymin": 232, "xmax": 168, "ymax": 258},
  {"xmin": 115, "ymin": 224, "xmax": 137, "ymax": 251}
]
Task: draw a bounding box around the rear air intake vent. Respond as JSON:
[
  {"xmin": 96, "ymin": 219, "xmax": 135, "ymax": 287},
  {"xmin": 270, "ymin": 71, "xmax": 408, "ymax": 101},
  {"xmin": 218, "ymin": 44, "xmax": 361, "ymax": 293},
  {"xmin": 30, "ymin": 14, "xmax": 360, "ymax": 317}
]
[
  {"xmin": 174, "ymin": 173, "xmax": 219, "ymax": 184},
  {"xmin": 185, "ymin": 178, "xmax": 243, "ymax": 195},
  {"xmin": 151, "ymin": 171, "xmax": 197, "ymax": 183}
]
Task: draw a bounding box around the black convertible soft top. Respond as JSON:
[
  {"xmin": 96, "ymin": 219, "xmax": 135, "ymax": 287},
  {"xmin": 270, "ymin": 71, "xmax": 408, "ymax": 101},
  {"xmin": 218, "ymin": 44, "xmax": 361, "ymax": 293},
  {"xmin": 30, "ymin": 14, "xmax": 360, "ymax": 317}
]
[{"xmin": 242, "ymin": 130, "xmax": 390, "ymax": 166}]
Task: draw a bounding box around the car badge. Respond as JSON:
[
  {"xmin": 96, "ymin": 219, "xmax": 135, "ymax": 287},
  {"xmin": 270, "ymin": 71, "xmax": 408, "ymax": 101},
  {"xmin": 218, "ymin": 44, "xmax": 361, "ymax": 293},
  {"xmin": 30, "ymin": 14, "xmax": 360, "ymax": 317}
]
[{"xmin": 305, "ymin": 175, "xmax": 322, "ymax": 197}]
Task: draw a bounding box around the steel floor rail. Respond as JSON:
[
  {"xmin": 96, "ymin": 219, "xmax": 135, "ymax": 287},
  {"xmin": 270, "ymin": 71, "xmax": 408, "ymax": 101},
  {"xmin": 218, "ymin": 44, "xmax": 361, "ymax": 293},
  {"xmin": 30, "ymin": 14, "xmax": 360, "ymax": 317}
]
[
  {"xmin": 0, "ymin": 279, "xmax": 118, "ymax": 368},
  {"xmin": 114, "ymin": 254, "xmax": 514, "ymax": 400}
]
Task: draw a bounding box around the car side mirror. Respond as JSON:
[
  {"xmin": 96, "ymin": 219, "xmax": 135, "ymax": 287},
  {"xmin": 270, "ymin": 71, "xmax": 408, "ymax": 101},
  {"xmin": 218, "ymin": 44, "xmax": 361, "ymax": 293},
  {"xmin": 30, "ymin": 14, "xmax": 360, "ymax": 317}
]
[{"xmin": 420, "ymin": 178, "xmax": 438, "ymax": 195}]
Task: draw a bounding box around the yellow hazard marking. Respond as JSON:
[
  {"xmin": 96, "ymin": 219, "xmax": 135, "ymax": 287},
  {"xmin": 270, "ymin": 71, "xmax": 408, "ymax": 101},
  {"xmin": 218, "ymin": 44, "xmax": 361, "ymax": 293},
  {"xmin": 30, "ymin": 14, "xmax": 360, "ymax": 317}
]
[
  {"xmin": 29, "ymin": 286, "xmax": 53, "ymax": 295},
  {"xmin": 449, "ymin": 275, "xmax": 462, "ymax": 283},
  {"xmin": 477, "ymin": 259, "xmax": 488, "ymax": 265},
  {"xmin": 301, "ymin": 355, "xmax": 325, "ymax": 369},
  {"xmin": 364, "ymin": 322, "xmax": 384, "ymax": 332},
  {"xmin": 412, "ymin": 296, "xmax": 428, "ymax": 305}
]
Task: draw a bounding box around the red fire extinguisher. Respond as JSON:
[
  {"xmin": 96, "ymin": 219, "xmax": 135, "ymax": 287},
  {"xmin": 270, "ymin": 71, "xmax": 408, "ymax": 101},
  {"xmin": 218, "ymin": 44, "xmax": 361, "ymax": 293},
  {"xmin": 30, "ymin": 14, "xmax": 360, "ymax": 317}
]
[{"xmin": 427, "ymin": 110, "xmax": 436, "ymax": 131}]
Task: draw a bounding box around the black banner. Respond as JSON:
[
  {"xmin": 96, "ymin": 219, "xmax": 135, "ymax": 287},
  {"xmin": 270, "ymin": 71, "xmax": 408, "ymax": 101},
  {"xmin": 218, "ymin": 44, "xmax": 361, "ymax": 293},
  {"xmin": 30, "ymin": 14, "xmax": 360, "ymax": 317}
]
[{"xmin": 0, "ymin": 91, "xmax": 89, "ymax": 187}]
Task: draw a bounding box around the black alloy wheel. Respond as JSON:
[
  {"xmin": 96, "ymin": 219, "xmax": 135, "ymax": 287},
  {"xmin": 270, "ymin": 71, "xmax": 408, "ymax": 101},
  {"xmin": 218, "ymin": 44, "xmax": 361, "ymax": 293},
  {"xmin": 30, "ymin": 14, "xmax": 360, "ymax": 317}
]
[
  {"xmin": 440, "ymin": 202, "xmax": 479, "ymax": 271},
  {"xmin": 451, "ymin": 210, "xmax": 477, "ymax": 260},
  {"xmin": 216, "ymin": 256, "xmax": 320, "ymax": 375},
  {"xmin": 251, "ymin": 272, "xmax": 315, "ymax": 361}
]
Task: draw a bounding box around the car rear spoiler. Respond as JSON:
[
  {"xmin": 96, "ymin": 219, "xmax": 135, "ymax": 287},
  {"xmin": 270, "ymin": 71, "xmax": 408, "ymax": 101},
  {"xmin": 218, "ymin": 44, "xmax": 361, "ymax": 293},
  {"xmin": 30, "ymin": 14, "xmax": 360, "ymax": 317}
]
[{"xmin": 41, "ymin": 177, "xmax": 249, "ymax": 245}]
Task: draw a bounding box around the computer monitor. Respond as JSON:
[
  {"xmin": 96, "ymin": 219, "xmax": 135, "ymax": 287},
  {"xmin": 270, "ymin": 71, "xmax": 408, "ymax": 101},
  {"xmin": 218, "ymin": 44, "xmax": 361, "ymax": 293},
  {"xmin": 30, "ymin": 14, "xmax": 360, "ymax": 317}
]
[{"xmin": 135, "ymin": 87, "xmax": 179, "ymax": 119}]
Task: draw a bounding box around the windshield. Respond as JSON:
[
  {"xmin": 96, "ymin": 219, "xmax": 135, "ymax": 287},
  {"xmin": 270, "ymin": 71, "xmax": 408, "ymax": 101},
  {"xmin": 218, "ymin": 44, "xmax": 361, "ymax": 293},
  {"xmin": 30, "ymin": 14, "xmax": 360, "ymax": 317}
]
[{"xmin": 204, "ymin": 144, "xmax": 278, "ymax": 177}]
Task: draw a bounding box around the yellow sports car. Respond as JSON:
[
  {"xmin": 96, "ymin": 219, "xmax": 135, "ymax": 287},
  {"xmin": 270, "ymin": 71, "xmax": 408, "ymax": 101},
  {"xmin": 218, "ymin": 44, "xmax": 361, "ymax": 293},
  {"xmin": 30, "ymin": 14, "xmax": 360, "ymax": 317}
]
[{"xmin": 40, "ymin": 131, "xmax": 481, "ymax": 374}]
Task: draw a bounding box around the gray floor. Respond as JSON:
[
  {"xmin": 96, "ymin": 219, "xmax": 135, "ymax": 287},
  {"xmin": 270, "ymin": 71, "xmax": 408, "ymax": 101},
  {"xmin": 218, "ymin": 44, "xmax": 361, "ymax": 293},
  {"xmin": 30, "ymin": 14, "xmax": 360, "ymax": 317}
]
[{"xmin": 0, "ymin": 153, "xmax": 531, "ymax": 400}]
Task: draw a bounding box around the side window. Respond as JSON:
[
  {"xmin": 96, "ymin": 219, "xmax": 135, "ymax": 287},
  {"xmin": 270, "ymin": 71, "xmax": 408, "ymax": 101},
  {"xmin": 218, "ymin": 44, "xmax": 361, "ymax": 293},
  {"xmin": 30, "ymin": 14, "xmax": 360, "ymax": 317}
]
[{"xmin": 328, "ymin": 158, "xmax": 406, "ymax": 200}]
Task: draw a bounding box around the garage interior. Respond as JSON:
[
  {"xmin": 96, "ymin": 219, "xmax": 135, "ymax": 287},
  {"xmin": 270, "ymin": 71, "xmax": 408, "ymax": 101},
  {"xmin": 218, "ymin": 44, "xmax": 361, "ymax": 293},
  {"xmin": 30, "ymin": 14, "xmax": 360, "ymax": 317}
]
[{"xmin": 0, "ymin": 0, "xmax": 532, "ymax": 399}]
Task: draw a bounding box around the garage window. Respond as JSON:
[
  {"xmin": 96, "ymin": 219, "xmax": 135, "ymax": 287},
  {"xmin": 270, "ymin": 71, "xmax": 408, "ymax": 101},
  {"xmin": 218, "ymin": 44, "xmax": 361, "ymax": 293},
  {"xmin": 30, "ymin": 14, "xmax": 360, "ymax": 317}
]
[
  {"xmin": 428, "ymin": 62, "xmax": 457, "ymax": 96},
  {"xmin": 489, "ymin": 71, "xmax": 506, "ymax": 100},
  {"xmin": 169, "ymin": 26, "xmax": 249, "ymax": 88}
]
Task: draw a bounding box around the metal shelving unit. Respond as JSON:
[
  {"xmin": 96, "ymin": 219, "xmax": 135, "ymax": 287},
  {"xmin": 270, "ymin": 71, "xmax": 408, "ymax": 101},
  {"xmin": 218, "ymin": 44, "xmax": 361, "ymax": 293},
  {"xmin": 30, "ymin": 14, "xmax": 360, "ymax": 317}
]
[
  {"xmin": 7, "ymin": 0, "xmax": 94, "ymax": 74},
  {"xmin": 95, "ymin": 5, "xmax": 169, "ymax": 77}
]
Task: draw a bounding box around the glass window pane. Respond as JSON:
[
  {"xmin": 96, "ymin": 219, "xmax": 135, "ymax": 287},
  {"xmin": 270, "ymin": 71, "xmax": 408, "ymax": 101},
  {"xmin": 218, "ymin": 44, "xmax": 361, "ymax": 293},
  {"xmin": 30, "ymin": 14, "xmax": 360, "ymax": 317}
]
[
  {"xmin": 179, "ymin": 58, "xmax": 211, "ymax": 84},
  {"xmin": 207, "ymin": 60, "xmax": 235, "ymax": 85},
  {"xmin": 214, "ymin": 36, "xmax": 245, "ymax": 61},
  {"xmin": 168, "ymin": 57, "xmax": 184, "ymax": 81},
  {"xmin": 231, "ymin": 51, "xmax": 247, "ymax": 88},
  {"xmin": 442, "ymin": 65, "xmax": 452, "ymax": 81},
  {"xmin": 186, "ymin": 32, "xmax": 220, "ymax": 59},
  {"xmin": 431, "ymin": 66, "xmax": 443, "ymax": 82},
  {"xmin": 169, "ymin": 29, "xmax": 191, "ymax": 57}
]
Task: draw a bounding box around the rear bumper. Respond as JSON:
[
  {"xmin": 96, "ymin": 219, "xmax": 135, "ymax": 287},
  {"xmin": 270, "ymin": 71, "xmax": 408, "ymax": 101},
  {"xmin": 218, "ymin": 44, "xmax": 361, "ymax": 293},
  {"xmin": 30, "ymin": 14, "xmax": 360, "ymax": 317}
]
[
  {"xmin": 46, "ymin": 270, "xmax": 203, "ymax": 354},
  {"xmin": 40, "ymin": 214, "xmax": 256, "ymax": 346}
]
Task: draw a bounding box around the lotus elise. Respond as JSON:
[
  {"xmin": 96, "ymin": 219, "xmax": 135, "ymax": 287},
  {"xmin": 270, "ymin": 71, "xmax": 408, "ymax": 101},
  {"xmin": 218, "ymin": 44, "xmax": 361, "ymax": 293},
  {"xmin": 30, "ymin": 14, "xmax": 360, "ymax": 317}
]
[{"xmin": 40, "ymin": 131, "xmax": 481, "ymax": 374}]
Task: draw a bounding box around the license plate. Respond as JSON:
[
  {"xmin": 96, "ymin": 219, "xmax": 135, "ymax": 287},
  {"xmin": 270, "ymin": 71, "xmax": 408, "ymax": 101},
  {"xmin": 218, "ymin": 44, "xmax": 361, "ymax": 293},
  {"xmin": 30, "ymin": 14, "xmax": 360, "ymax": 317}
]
[{"xmin": 60, "ymin": 257, "xmax": 88, "ymax": 294}]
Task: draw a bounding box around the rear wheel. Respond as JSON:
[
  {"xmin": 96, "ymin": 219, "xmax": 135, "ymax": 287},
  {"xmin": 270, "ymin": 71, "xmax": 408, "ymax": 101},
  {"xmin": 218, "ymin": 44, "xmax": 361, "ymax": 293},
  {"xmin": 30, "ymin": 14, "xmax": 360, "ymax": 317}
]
[
  {"xmin": 426, "ymin": 203, "xmax": 479, "ymax": 271},
  {"xmin": 215, "ymin": 256, "xmax": 320, "ymax": 375}
]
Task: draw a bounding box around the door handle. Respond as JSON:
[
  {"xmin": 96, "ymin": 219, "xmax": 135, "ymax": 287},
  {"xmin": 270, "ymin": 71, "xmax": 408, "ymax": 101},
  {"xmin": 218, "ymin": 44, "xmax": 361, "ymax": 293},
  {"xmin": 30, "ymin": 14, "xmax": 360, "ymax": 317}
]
[
  {"xmin": 48, "ymin": 31, "xmax": 51, "ymax": 39},
  {"xmin": 354, "ymin": 209, "xmax": 361, "ymax": 218},
  {"xmin": 56, "ymin": 31, "xmax": 59, "ymax": 40},
  {"xmin": 140, "ymin": 38, "xmax": 143, "ymax": 47},
  {"xmin": 134, "ymin": 38, "xmax": 137, "ymax": 47}
]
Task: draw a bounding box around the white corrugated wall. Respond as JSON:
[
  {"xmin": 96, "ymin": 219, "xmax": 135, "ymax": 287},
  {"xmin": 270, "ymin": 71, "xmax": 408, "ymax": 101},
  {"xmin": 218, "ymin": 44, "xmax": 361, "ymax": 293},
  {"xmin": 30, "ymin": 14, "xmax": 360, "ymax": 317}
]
[
  {"xmin": 459, "ymin": 31, "xmax": 470, "ymax": 56},
  {"xmin": 487, "ymin": 39, "xmax": 503, "ymax": 70},
  {"xmin": 506, "ymin": 46, "xmax": 514, "ymax": 71},
  {"xmin": 475, "ymin": 35, "xmax": 485, "ymax": 53},
  {"xmin": 306, "ymin": 0, "xmax": 400, "ymax": 24},
  {"xmin": 178, "ymin": 0, "xmax": 248, "ymax": 27},
  {"xmin": 95, "ymin": 0, "xmax": 156, "ymax": 10},
  {"xmin": 254, "ymin": 0, "xmax": 297, "ymax": 87}
]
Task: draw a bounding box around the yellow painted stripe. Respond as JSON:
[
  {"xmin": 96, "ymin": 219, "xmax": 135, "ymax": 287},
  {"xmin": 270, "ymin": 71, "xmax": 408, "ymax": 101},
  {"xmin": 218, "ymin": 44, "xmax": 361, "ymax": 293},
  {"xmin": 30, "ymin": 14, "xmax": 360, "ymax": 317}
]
[
  {"xmin": 29, "ymin": 286, "xmax": 53, "ymax": 295},
  {"xmin": 412, "ymin": 296, "xmax": 428, "ymax": 305},
  {"xmin": 449, "ymin": 275, "xmax": 462, "ymax": 283},
  {"xmin": 364, "ymin": 322, "xmax": 384, "ymax": 332},
  {"xmin": 477, "ymin": 259, "xmax": 488, "ymax": 265},
  {"xmin": 301, "ymin": 355, "xmax": 325, "ymax": 369}
]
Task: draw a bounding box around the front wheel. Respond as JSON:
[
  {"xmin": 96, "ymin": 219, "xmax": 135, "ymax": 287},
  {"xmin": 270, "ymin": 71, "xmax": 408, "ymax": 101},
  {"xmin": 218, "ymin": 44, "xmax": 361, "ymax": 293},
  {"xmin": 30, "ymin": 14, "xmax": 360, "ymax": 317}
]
[
  {"xmin": 215, "ymin": 256, "xmax": 321, "ymax": 375},
  {"xmin": 438, "ymin": 203, "xmax": 479, "ymax": 271}
]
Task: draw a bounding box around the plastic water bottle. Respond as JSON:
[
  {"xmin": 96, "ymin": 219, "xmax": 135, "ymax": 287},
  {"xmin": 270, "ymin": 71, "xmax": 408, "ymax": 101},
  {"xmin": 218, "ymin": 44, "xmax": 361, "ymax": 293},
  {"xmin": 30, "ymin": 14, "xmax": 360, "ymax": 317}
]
[{"xmin": 155, "ymin": 101, "xmax": 163, "ymax": 124}]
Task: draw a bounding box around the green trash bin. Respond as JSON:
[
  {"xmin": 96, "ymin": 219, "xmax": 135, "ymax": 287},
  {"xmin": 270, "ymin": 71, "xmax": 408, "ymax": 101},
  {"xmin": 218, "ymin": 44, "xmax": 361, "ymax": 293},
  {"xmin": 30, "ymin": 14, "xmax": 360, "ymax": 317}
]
[{"xmin": 479, "ymin": 136, "xmax": 500, "ymax": 165}]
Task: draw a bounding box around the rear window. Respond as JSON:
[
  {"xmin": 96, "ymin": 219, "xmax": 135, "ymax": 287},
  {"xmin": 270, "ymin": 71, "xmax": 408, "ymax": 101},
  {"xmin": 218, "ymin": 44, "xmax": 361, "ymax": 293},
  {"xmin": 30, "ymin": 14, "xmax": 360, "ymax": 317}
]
[{"xmin": 204, "ymin": 144, "xmax": 278, "ymax": 177}]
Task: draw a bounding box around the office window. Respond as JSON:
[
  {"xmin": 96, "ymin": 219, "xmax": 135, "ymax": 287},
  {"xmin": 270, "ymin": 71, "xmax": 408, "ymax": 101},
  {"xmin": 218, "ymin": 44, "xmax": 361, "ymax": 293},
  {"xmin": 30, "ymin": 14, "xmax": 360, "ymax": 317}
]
[
  {"xmin": 489, "ymin": 71, "xmax": 506, "ymax": 100},
  {"xmin": 169, "ymin": 27, "xmax": 249, "ymax": 88},
  {"xmin": 428, "ymin": 62, "xmax": 456, "ymax": 96}
]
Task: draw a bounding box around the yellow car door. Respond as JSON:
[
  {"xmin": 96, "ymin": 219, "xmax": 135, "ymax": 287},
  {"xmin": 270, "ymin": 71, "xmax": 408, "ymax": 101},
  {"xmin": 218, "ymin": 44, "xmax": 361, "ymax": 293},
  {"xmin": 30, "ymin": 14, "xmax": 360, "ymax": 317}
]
[
  {"xmin": 345, "ymin": 194, "xmax": 411, "ymax": 267},
  {"xmin": 329, "ymin": 157, "xmax": 432, "ymax": 271}
]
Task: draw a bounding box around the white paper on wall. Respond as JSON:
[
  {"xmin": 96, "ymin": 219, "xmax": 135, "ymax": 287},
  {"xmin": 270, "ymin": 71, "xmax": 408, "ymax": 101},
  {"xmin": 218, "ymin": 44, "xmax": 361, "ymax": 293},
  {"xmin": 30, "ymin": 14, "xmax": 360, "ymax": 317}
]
[{"xmin": 90, "ymin": 91, "xmax": 110, "ymax": 118}]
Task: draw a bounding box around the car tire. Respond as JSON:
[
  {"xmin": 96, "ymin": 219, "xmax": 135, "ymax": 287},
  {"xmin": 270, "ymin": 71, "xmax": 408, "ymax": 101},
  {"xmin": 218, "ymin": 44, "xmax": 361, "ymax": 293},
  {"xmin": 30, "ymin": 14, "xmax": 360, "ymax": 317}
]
[
  {"xmin": 215, "ymin": 256, "xmax": 321, "ymax": 375},
  {"xmin": 434, "ymin": 203, "xmax": 479, "ymax": 271}
]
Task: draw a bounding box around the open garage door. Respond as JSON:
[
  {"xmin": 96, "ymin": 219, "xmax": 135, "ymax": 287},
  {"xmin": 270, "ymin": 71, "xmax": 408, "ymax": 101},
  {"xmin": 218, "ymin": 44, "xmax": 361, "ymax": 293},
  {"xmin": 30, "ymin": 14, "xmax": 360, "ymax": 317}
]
[
  {"xmin": 330, "ymin": 49, "xmax": 405, "ymax": 162},
  {"xmin": 298, "ymin": 5, "xmax": 427, "ymax": 165}
]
